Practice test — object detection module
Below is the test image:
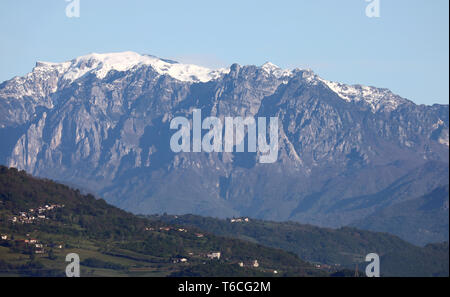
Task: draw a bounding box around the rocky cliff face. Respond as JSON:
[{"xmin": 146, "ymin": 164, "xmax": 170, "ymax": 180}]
[{"xmin": 1, "ymin": 52, "xmax": 448, "ymax": 245}]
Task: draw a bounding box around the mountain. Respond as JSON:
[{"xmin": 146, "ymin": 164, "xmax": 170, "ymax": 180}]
[
  {"xmin": 0, "ymin": 165, "xmax": 321, "ymax": 277},
  {"xmin": 0, "ymin": 51, "xmax": 448, "ymax": 245},
  {"xmin": 350, "ymin": 185, "xmax": 449, "ymax": 246},
  {"xmin": 156, "ymin": 214, "xmax": 449, "ymax": 277}
]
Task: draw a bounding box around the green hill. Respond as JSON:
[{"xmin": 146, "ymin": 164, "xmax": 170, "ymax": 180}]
[
  {"xmin": 0, "ymin": 166, "xmax": 323, "ymax": 277},
  {"xmin": 155, "ymin": 214, "xmax": 449, "ymax": 277}
]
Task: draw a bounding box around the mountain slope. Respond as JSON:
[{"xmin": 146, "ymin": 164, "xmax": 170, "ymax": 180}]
[
  {"xmin": 0, "ymin": 51, "xmax": 448, "ymax": 245},
  {"xmin": 350, "ymin": 185, "xmax": 449, "ymax": 246},
  {"xmin": 0, "ymin": 165, "xmax": 321, "ymax": 277},
  {"xmin": 157, "ymin": 214, "xmax": 449, "ymax": 277}
]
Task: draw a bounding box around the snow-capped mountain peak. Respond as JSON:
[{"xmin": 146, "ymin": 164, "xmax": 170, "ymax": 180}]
[
  {"xmin": 318, "ymin": 78, "xmax": 409, "ymax": 112},
  {"xmin": 3, "ymin": 51, "xmax": 410, "ymax": 113},
  {"xmin": 261, "ymin": 62, "xmax": 280, "ymax": 72},
  {"xmin": 261, "ymin": 62, "xmax": 292, "ymax": 78},
  {"xmin": 34, "ymin": 51, "xmax": 230, "ymax": 83}
]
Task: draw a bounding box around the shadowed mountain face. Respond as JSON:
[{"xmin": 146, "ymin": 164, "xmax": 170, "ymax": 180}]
[
  {"xmin": 0, "ymin": 52, "xmax": 448, "ymax": 245},
  {"xmin": 350, "ymin": 185, "xmax": 449, "ymax": 246}
]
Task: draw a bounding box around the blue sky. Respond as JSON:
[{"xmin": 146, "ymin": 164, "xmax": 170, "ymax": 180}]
[{"xmin": 0, "ymin": 0, "xmax": 448, "ymax": 105}]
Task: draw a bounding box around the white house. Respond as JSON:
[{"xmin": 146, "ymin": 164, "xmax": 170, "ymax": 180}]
[
  {"xmin": 207, "ymin": 252, "xmax": 221, "ymax": 260},
  {"xmin": 231, "ymin": 217, "xmax": 250, "ymax": 223}
]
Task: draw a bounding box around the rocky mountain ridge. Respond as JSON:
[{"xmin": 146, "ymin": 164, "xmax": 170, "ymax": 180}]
[{"xmin": 0, "ymin": 51, "xmax": 448, "ymax": 245}]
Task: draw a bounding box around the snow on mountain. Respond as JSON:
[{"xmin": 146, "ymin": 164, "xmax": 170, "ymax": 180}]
[
  {"xmin": 318, "ymin": 78, "xmax": 409, "ymax": 112},
  {"xmin": 261, "ymin": 62, "xmax": 292, "ymax": 79},
  {"xmin": 258, "ymin": 61, "xmax": 408, "ymax": 112},
  {"xmin": 2, "ymin": 51, "xmax": 409, "ymax": 112},
  {"xmin": 34, "ymin": 51, "xmax": 230, "ymax": 83}
]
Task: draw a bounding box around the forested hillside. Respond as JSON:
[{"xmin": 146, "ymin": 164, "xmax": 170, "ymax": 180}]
[
  {"xmin": 0, "ymin": 166, "xmax": 322, "ymax": 277},
  {"xmin": 156, "ymin": 214, "xmax": 449, "ymax": 277}
]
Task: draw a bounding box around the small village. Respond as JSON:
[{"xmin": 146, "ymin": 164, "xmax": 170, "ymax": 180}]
[
  {"xmin": 1, "ymin": 203, "xmax": 66, "ymax": 255},
  {"xmin": 0, "ymin": 232, "xmax": 64, "ymax": 255},
  {"xmin": 230, "ymin": 217, "xmax": 250, "ymax": 223},
  {"xmin": 9, "ymin": 203, "xmax": 65, "ymax": 224},
  {"xmin": 144, "ymin": 224, "xmax": 276, "ymax": 273}
]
